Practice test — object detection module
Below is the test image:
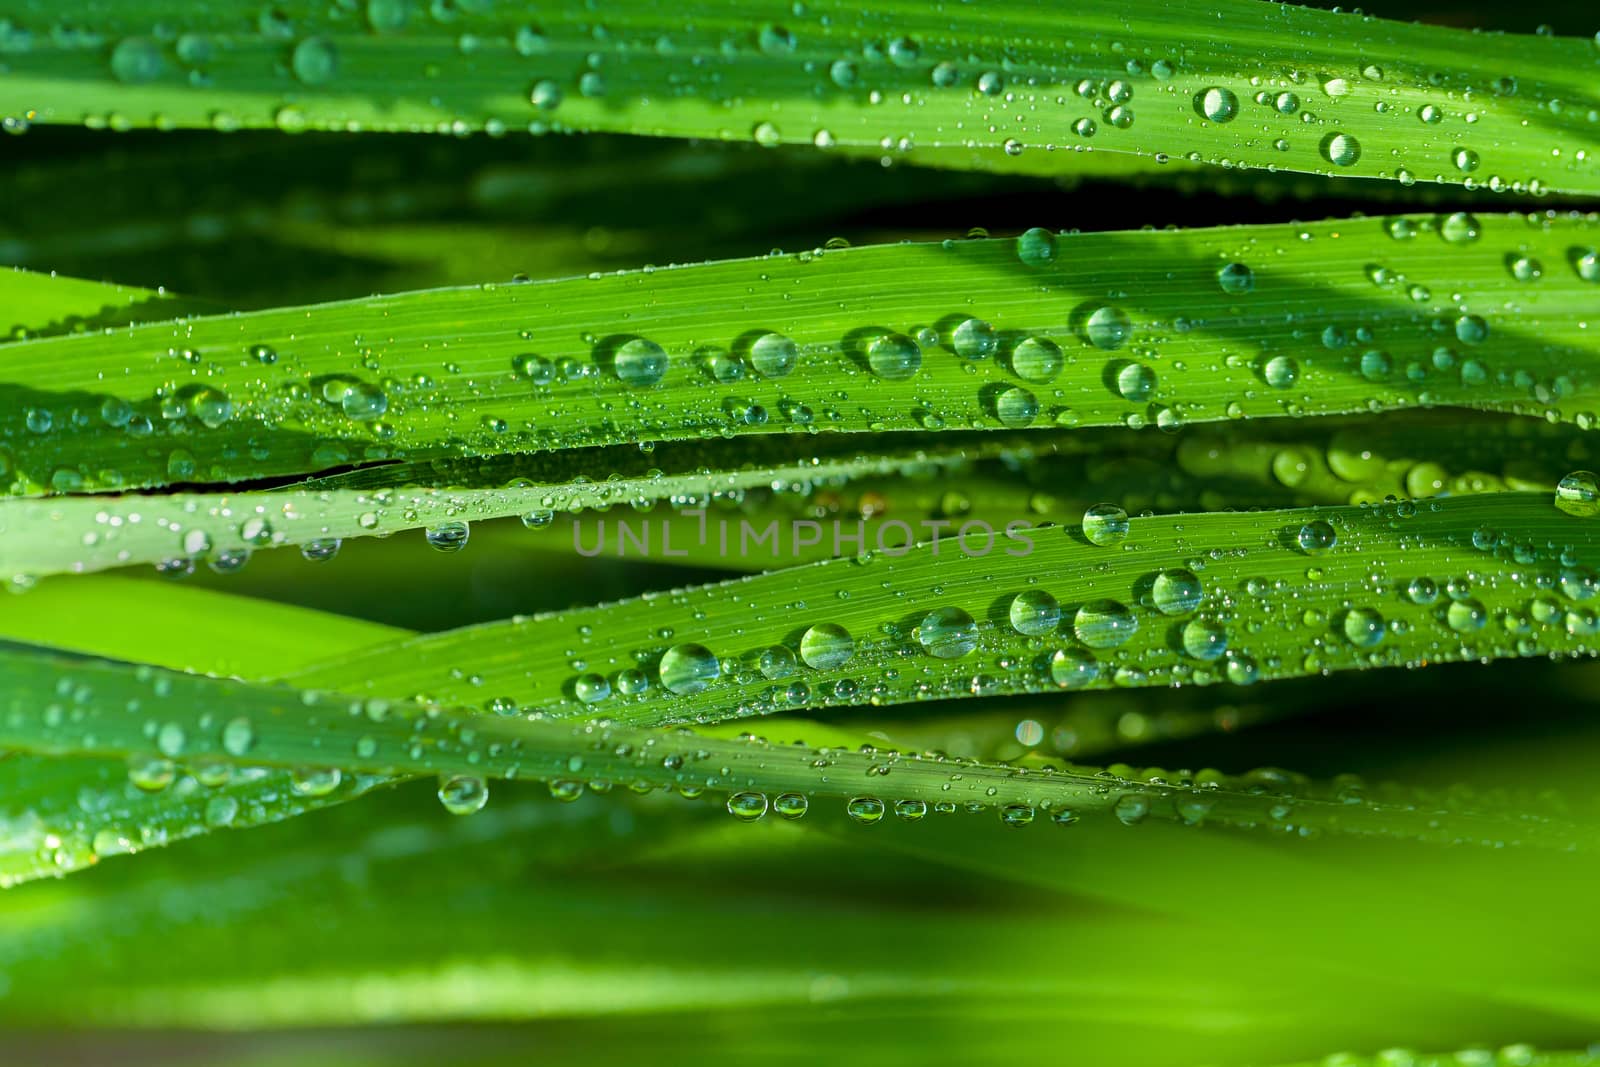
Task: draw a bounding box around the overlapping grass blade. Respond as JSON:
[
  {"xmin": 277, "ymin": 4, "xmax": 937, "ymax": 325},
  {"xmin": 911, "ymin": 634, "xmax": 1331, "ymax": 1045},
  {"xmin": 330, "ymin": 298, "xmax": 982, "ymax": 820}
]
[
  {"xmin": 2, "ymin": 212, "xmax": 1597, "ymax": 498},
  {"xmin": 7, "ymin": 1, "xmax": 1598, "ymax": 193}
]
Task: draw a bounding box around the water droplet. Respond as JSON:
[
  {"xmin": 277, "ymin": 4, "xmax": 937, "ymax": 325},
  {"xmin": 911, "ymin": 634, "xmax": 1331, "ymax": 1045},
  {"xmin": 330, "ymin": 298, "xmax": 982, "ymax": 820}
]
[
  {"xmin": 438, "ymin": 775, "xmax": 488, "ymax": 815},
  {"xmin": 726, "ymin": 791, "xmax": 769, "ymax": 821},
  {"xmin": 1182, "ymin": 618, "xmax": 1228, "ymax": 660},
  {"xmin": 1359, "ymin": 349, "xmax": 1392, "ymax": 381},
  {"xmin": 1082, "ymin": 503, "xmax": 1129, "ymax": 546},
  {"xmin": 1454, "ymin": 314, "xmax": 1488, "ymax": 345},
  {"xmin": 846, "ymin": 796, "xmax": 885, "ymax": 824},
  {"xmin": 290, "ymin": 767, "xmax": 342, "ymax": 797},
  {"xmin": 204, "ymin": 795, "xmax": 239, "ymax": 827},
  {"xmin": 1296, "ymin": 519, "xmax": 1337, "ymax": 555},
  {"xmin": 1009, "ymin": 590, "xmax": 1060, "ymax": 636},
  {"xmin": 1083, "ymin": 306, "xmax": 1131, "ymax": 350},
  {"xmin": 221, "ymin": 717, "xmax": 255, "ymax": 756},
  {"xmin": 1446, "ymin": 598, "xmax": 1488, "ymax": 633},
  {"xmin": 1451, "ymin": 147, "xmax": 1480, "ymax": 173},
  {"xmin": 187, "ymin": 388, "xmax": 231, "ymax": 428},
  {"xmin": 757, "ymin": 24, "xmax": 794, "ymax": 56},
  {"xmin": 1112, "ymin": 361, "xmax": 1156, "ymax": 401},
  {"xmin": 127, "ymin": 755, "xmax": 175, "ymax": 792},
  {"xmin": 301, "ymin": 538, "xmax": 341, "ymax": 562},
  {"xmin": 1319, "ymin": 132, "xmax": 1361, "ymax": 166},
  {"xmin": 951, "ymin": 318, "xmax": 997, "ymax": 360},
  {"xmin": 773, "ymin": 792, "xmax": 809, "ymax": 819},
  {"xmin": 1196, "ymin": 86, "xmax": 1239, "ymax": 122},
  {"xmin": 1406, "ymin": 576, "xmax": 1439, "ymax": 605},
  {"xmin": 800, "ymin": 623, "xmax": 854, "ymax": 669},
  {"xmin": 1555, "ymin": 471, "xmax": 1600, "ymax": 517},
  {"xmin": 424, "ymin": 521, "xmax": 469, "ymax": 553},
  {"xmin": 1009, "ymin": 336, "xmax": 1063, "ymax": 383},
  {"xmin": 1000, "ymin": 804, "xmax": 1035, "ymax": 828},
  {"xmin": 748, "ymin": 332, "xmax": 797, "ymax": 378},
  {"xmin": 1263, "ymin": 355, "xmax": 1299, "ymax": 388},
  {"xmin": 367, "ymin": 0, "xmax": 410, "ymax": 31},
  {"xmin": 659, "ymin": 643, "xmax": 720, "ymax": 694},
  {"xmin": 1073, "ymin": 599, "xmax": 1138, "ymax": 649},
  {"xmin": 994, "ymin": 386, "xmax": 1038, "ymax": 427},
  {"xmin": 1016, "ymin": 227, "xmax": 1057, "ymax": 267},
  {"xmin": 1342, "ymin": 607, "xmax": 1385, "ymax": 647},
  {"xmin": 574, "ymin": 673, "xmax": 611, "ymax": 703},
  {"xmin": 291, "ymin": 37, "xmax": 339, "ymax": 85},
  {"xmin": 1151, "ymin": 569, "xmax": 1203, "ymax": 616},
  {"xmin": 1113, "ymin": 795, "xmax": 1149, "ymax": 825},
  {"xmin": 866, "ymin": 333, "xmax": 922, "ymax": 380},
  {"xmin": 341, "ymin": 381, "xmax": 388, "ymax": 421},
  {"xmin": 1217, "ymin": 262, "xmax": 1254, "ymax": 294},
  {"xmin": 916, "ymin": 606, "xmax": 979, "ymax": 659},
  {"xmin": 111, "ymin": 38, "xmax": 164, "ymax": 84},
  {"xmin": 1439, "ymin": 212, "xmax": 1480, "ymax": 244},
  {"xmin": 530, "ymin": 79, "xmax": 563, "ymax": 110},
  {"xmin": 613, "ymin": 337, "xmax": 668, "ymax": 388},
  {"xmin": 1049, "ymin": 648, "xmax": 1099, "ymax": 688}
]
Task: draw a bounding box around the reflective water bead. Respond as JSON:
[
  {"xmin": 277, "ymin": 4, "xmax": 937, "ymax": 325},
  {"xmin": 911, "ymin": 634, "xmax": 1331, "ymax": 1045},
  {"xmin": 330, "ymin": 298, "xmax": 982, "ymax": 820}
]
[
  {"xmin": 438, "ymin": 775, "xmax": 489, "ymax": 815},
  {"xmin": 1073, "ymin": 599, "xmax": 1138, "ymax": 649},
  {"xmin": 748, "ymin": 332, "xmax": 797, "ymax": 378},
  {"xmin": 994, "ymin": 386, "xmax": 1039, "ymax": 427},
  {"xmin": 846, "ymin": 796, "xmax": 886, "ymax": 824},
  {"xmin": 1446, "ymin": 598, "xmax": 1488, "ymax": 633},
  {"xmin": 916, "ymin": 606, "xmax": 979, "ymax": 659},
  {"xmin": 1196, "ymin": 86, "xmax": 1239, "ymax": 122},
  {"xmin": 1342, "ymin": 607, "xmax": 1385, "ymax": 647},
  {"xmin": 1181, "ymin": 619, "xmax": 1228, "ymax": 660},
  {"xmin": 1009, "ymin": 336, "xmax": 1064, "ymax": 383},
  {"xmin": 1216, "ymin": 262, "xmax": 1254, "ymax": 294},
  {"xmin": 1083, "ymin": 306, "xmax": 1132, "ymax": 350},
  {"xmin": 425, "ymin": 521, "xmax": 470, "ymax": 552},
  {"xmin": 726, "ymin": 791, "xmax": 769, "ymax": 821},
  {"xmin": 1151, "ymin": 569, "xmax": 1203, "ymax": 616},
  {"xmin": 772, "ymin": 792, "xmax": 809, "ymax": 819},
  {"xmin": 659, "ymin": 643, "xmax": 720, "ymax": 694},
  {"xmin": 1296, "ymin": 519, "xmax": 1337, "ymax": 555},
  {"xmin": 613, "ymin": 337, "xmax": 668, "ymax": 387},
  {"xmin": 1048, "ymin": 648, "xmax": 1099, "ymax": 689},
  {"xmin": 951, "ymin": 317, "xmax": 998, "ymax": 360},
  {"xmin": 1016, "ymin": 227, "xmax": 1057, "ymax": 267},
  {"xmin": 799, "ymin": 623, "xmax": 854, "ymax": 669},
  {"xmin": 1008, "ymin": 590, "xmax": 1061, "ymax": 636},
  {"xmin": 1555, "ymin": 470, "xmax": 1600, "ymax": 517},
  {"xmin": 1082, "ymin": 503, "xmax": 1130, "ymax": 546},
  {"xmin": 866, "ymin": 333, "xmax": 922, "ymax": 380}
]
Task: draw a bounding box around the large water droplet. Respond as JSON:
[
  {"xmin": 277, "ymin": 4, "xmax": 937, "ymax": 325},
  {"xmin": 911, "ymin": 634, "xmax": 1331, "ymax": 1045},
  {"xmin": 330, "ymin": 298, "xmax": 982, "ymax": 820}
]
[
  {"xmin": 1196, "ymin": 86, "xmax": 1239, "ymax": 122},
  {"xmin": 659, "ymin": 643, "xmax": 720, "ymax": 694},
  {"xmin": 1009, "ymin": 336, "xmax": 1063, "ymax": 383},
  {"xmin": 438, "ymin": 775, "xmax": 488, "ymax": 815},
  {"xmin": 1009, "ymin": 590, "xmax": 1060, "ymax": 636},
  {"xmin": 1083, "ymin": 306, "xmax": 1131, "ymax": 350},
  {"xmin": 866, "ymin": 333, "xmax": 922, "ymax": 380},
  {"xmin": 1049, "ymin": 648, "xmax": 1099, "ymax": 688},
  {"xmin": 800, "ymin": 623, "xmax": 854, "ymax": 669},
  {"xmin": 1556, "ymin": 470, "xmax": 1600, "ymax": 517},
  {"xmin": 916, "ymin": 606, "xmax": 979, "ymax": 659},
  {"xmin": 1082, "ymin": 503, "xmax": 1129, "ymax": 546},
  {"xmin": 1319, "ymin": 132, "xmax": 1361, "ymax": 167},
  {"xmin": 748, "ymin": 332, "xmax": 797, "ymax": 378},
  {"xmin": 1151, "ymin": 569, "xmax": 1202, "ymax": 616},
  {"xmin": 1016, "ymin": 227, "xmax": 1057, "ymax": 267},
  {"xmin": 613, "ymin": 338, "xmax": 668, "ymax": 388},
  {"xmin": 1073, "ymin": 599, "xmax": 1138, "ymax": 649},
  {"xmin": 291, "ymin": 37, "xmax": 339, "ymax": 85}
]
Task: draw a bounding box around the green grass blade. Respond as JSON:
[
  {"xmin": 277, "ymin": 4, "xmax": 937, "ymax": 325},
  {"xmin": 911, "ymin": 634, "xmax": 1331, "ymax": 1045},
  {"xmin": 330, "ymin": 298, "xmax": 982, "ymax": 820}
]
[
  {"xmin": 7, "ymin": 1, "xmax": 1599, "ymax": 193},
  {"xmin": 0, "ymin": 644, "xmax": 1587, "ymax": 850},
  {"xmin": 3, "ymin": 211, "xmax": 1598, "ymax": 496},
  {"xmin": 274, "ymin": 493, "xmax": 1600, "ymax": 729}
]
